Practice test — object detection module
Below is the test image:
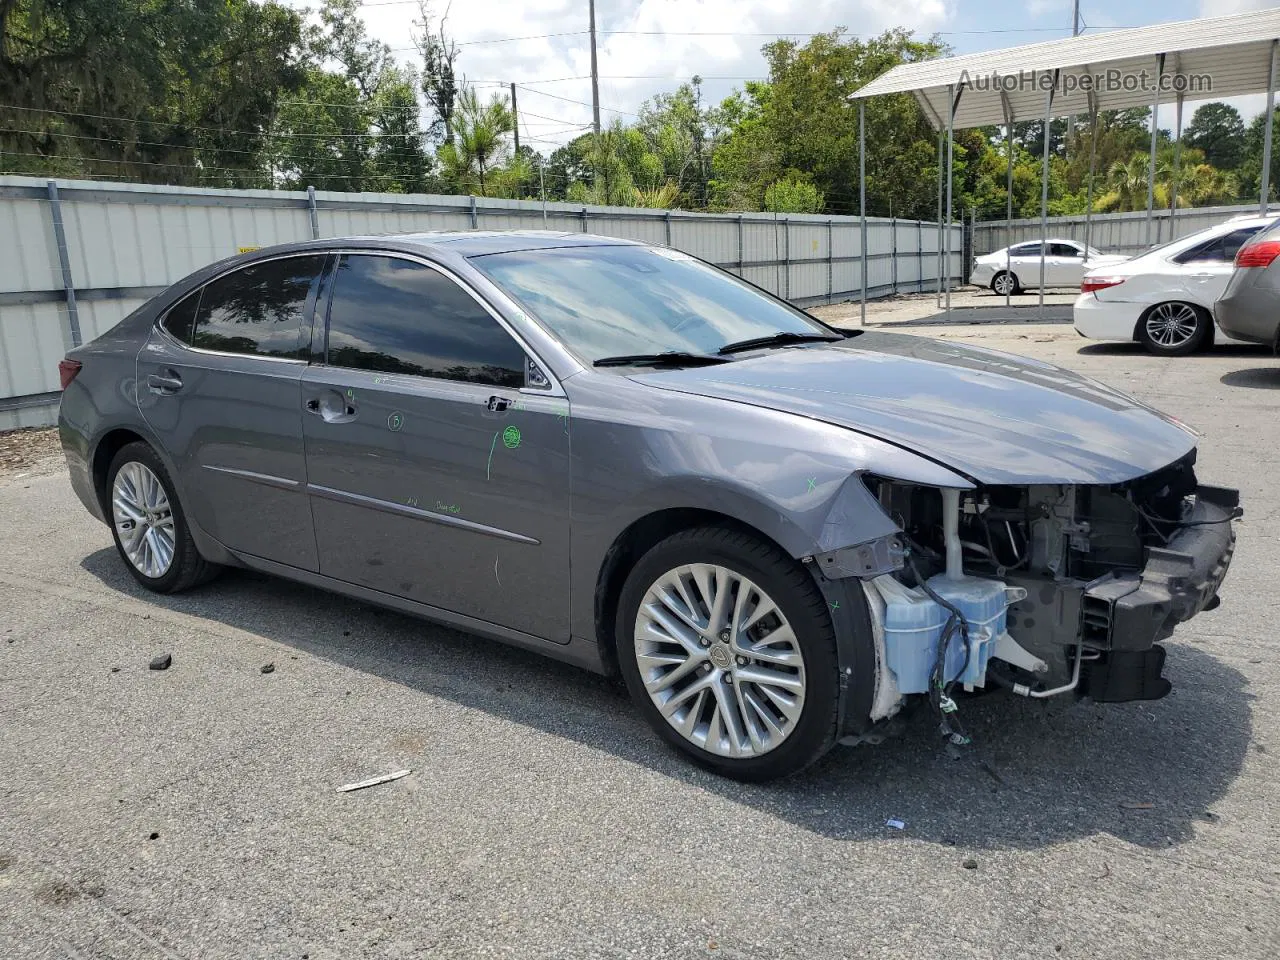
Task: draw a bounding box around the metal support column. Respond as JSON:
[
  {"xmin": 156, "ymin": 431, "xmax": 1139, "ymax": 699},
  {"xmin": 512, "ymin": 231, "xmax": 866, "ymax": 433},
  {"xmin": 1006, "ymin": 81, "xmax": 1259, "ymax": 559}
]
[
  {"xmin": 1038, "ymin": 71, "xmax": 1058, "ymax": 317},
  {"xmin": 46, "ymin": 180, "xmax": 82, "ymax": 348},
  {"xmin": 784, "ymin": 216, "xmax": 791, "ymax": 302},
  {"xmin": 306, "ymin": 185, "xmax": 320, "ymax": 239},
  {"xmin": 664, "ymin": 210, "xmax": 672, "ymax": 246},
  {"xmin": 470, "ymin": 194, "xmax": 478, "ymax": 229},
  {"xmin": 1170, "ymin": 93, "xmax": 1185, "ymax": 232},
  {"xmin": 1084, "ymin": 100, "xmax": 1098, "ymax": 256},
  {"xmin": 1145, "ymin": 54, "xmax": 1165, "ymax": 247},
  {"xmin": 859, "ymin": 101, "xmax": 867, "ymax": 324},
  {"xmin": 935, "ymin": 131, "xmax": 944, "ymax": 304},
  {"xmin": 944, "ymin": 84, "xmax": 960, "ymax": 316},
  {"xmin": 917, "ymin": 219, "xmax": 923, "ymax": 293},
  {"xmin": 737, "ymin": 214, "xmax": 745, "ymax": 275},
  {"xmin": 1002, "ymin": 93, "xmax": 1015, "ymax": 308},
  {"xmin": 1262, "ymin": 39, "xmax": 1278, "ymax": 214}
]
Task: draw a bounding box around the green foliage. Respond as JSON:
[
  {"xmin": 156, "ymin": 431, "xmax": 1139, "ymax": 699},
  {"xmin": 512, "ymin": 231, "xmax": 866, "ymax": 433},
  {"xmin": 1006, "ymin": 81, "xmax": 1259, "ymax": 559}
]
[
  {"xmin": 764, "ymin": 176, "xmax": 823, "ymax": 213},
  {"xmin": 438, "ymin": 86, "xmax": 515, "ymax": 196},
  {"xmin": 1184, "ymin": 103, "xmax": 1246, "ymax": 171}
]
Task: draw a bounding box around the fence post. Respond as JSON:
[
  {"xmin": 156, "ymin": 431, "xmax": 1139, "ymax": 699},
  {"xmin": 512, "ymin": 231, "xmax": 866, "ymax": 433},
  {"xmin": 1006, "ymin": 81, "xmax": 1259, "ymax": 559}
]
[
  {"xmin": 737, "ymin": 214, "xmax": 744, "ymax": 275},
  {"xmin": 580, "ymin": 206, "xmax": 588, "ymax": 232},
  {"xmin": 469, "ymin": 195, "xmax": 478, "ymax": 230},
  {"xmin": 783, "ymin": 217, "xmax": 790, "ymax": 301},
  {"xmin": 306, "ymin": 185, "xmax": 320, "ymax": 239},
  {"xmin": 916, "ymin": 220, "xmax": 923, "ymax": 293},
  {"xmin": 46, "ymin": 180, "xmax": 82, "ymax": 349},
  {"xmin": 664, "ymin": 210, "xmax": 672, "ymax": 246},
  {"xmin": 827, "ymin": 219, "xmax": 834, "ymax": 304},
  {"xmin": 891, "ymin": 216, "xmax": 898, "ymax": 295}
]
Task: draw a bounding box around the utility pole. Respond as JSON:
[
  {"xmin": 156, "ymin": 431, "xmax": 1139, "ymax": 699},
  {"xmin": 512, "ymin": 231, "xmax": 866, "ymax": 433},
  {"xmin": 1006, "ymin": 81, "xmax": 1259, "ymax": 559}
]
[
  {"xmin": 1072, "ymin": 0, "xmax": 1081, "ymax": 34},
  {"xmin": 510, "ymin": 82, "xmax": 520, "ymax": 153},
  {"xmin": 588, "ymin": 0, "xmax": 601, "ymax": 135}
]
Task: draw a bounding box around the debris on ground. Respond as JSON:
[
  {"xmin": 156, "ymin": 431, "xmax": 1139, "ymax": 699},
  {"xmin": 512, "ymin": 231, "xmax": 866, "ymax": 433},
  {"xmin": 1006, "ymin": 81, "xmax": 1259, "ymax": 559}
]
[
  {"xmin": 885, "ymin": 817, "xmax": 906, "ymax": 830},
  {"xmin": 260, "ymin": 662, "xmax": 275, "ymax": 674},
  {"xmin": 962, "ymin": 858, "xmax": 978, "ymax": 870},
  {"xmin": 337, "ymin": 769, "xmax": 412, "ymax": 793},
  {"xmin": 149, "ymin": 653, "xmax": 172, "ymax": 671},
  {"xmin": 0, "ymin": 427, "xmax": 61, "ymax": 475},
  {"xmin": 1119, "ymin": 801, "xmax": 1154, "ymax": 810}
]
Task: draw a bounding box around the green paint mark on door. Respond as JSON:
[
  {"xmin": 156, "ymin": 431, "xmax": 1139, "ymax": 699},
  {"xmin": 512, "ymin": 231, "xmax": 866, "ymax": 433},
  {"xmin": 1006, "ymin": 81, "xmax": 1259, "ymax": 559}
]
[{"xmin": 503, "ymin": 426, "xmax": 522, "ymax": 449}]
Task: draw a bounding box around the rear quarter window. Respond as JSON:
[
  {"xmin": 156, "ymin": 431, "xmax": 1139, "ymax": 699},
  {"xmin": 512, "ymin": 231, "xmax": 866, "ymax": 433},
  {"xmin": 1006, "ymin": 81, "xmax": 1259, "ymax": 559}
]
[
  {"xmin": 190, "ymin": 255, "xmax": 327, "ymax": 358},
  {"xmin": 160, "ymin": 290, "xmax": 200, "ymax": 345}
]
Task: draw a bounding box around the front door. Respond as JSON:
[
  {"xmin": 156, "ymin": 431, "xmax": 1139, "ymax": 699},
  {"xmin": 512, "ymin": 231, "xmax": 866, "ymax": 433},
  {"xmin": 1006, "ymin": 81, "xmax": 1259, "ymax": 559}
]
[
  {"xmin": 137, "ymin": 254, "xmax": 328, "ymax": 570},
  {"xmin": 301, "ymin": 252, "xmax": 572, "ymax": 642}
]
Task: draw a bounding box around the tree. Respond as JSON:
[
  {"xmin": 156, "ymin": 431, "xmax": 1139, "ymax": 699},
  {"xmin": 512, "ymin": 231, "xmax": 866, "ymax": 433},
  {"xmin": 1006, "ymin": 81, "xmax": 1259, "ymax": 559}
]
[
  {"xmin": 764, "ymin": 175, "xmax": 823, "ymax": 213},
  {"xmin": 438, "ymin": 86, "xmax": 513, "ymax": 195},
  {"xmin": 415, "ymin": 0, "xmax": 459, "ymax": 143},
  {"xmin": 1184, "ymin": 102, "xmax": 1245, "ymax": 172}
]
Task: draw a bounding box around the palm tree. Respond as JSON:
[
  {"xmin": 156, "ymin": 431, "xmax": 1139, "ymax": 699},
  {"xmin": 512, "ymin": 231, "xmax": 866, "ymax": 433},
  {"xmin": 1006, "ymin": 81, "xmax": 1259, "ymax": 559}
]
[{"xmin": 438, "ymin": 86, "xmax": 514, "ymax": 195}]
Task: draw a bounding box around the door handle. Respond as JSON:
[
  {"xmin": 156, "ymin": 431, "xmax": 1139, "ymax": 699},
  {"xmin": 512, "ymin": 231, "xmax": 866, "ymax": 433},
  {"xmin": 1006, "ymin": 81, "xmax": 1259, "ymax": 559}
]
[
  {"xmin": 307, "ymin": 393, "xmax": 357, "ymax": 423},
  {"xmin": 305, "ymin": 398, "xmax": 321, "ymax": 414},
  {"xmin": 146, "ymin": 372, "xmax": 183, "ymax": 394},
  {"xmin": 487, "ymin": 395, "xmax": 513, "ymax": 412}
]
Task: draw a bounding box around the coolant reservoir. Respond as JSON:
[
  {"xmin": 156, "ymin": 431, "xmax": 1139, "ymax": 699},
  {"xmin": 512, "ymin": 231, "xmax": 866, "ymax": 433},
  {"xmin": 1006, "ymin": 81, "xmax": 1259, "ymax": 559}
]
[{"xmin": 872, "ymin": 574, "xmax": 1022, "ymax": 694}]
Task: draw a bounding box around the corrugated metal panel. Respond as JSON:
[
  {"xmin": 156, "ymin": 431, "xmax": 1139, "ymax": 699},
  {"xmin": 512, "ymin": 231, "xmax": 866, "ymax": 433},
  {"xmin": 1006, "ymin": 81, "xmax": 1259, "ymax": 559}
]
[
  {"xmin": 852, "ymin": 9, "xmax": 1280, "ymax": 128},
  {"xmin": 0, "ymin": 303, "xmax": 67, "ymax": 397},
  {"xmin": 0, "ymin": 195, "xmax": 59, "ymax": 293}
]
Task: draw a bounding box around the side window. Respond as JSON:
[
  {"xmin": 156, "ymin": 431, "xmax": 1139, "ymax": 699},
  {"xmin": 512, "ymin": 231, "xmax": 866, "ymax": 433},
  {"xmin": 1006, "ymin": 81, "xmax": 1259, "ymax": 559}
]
[
  {"xmin": 1010, "ymin": 243, "xmax": 1041, "ymax": 257},
  {"xmin": 1050, "ymin": 242, "xmax": 1083, "ymax": 257},
  {"xmin": 1219, "ymin": 227, "xmax": 1262, "ymax": 261},
  {"xmin": 161, "ymin": 290, "xmax": 200, "ymax": 344},
  {"xmin": 324, "ymin": 254, "xmax": 526, "ymax": 388},
  {"xmin": 190, "ymin": 255, "xmax": 326, "ymax": 358}
]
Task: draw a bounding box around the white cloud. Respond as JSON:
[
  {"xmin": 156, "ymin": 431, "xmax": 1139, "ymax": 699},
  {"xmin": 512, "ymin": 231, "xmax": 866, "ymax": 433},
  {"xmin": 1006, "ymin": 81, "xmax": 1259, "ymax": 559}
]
[
  {"xmin": 356, "ymin": 0, "xmax": 949, "ymax": 151},
  {"xmin": 1198, "ymin": 0, "xmax": 1276, "ymax": 16}
]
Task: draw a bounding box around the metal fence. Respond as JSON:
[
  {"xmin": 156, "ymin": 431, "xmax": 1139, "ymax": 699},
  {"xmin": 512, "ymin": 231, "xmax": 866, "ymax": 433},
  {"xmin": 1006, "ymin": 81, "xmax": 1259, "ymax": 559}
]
[
  {"xmin": 0, "ymin": 175, "xmax": 965, "ymax": 429},
  {"xmin": 973, "ymin": 202, "xmax": 1272, "ymax": 257}
]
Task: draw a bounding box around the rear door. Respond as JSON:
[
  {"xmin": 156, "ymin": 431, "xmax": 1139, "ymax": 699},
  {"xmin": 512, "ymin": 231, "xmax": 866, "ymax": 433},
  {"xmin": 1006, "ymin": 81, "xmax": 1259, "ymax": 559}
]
[
  {"xmin": 301, "ymin": 252, "xmax": 572, "ymax": 642},
  {"xmin": 137, "ymin": 254, "xmax": 328, "ymax": 570},
  {"xmin": 1009, "ymin": 242, "xmax": 1043, "ymax": 286},
  {"xmin": 1172, "ymin": 226, "xmax": 1267, "ymax": 304}
]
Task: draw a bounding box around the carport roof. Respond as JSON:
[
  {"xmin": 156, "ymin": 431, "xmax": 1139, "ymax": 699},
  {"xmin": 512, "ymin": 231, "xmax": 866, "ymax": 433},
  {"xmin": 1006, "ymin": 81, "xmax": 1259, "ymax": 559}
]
[{"xmin": 850, "ymin": 9, "xmax": 1280, "ymax": 129}]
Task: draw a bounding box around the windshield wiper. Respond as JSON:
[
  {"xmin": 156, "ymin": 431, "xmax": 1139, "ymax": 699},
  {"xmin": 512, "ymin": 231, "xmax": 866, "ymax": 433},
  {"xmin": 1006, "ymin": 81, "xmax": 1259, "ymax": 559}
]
[
  {"xmin": 717, "ymin": 331, "xmax": 845, "ymax": 355},
  {"xmin": 593, "ymin": 351, "xmax": 731, "ymax": 368}
]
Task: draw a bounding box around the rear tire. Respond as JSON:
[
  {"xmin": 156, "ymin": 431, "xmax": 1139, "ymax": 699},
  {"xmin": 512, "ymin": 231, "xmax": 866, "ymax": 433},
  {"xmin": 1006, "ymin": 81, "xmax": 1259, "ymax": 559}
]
[
  {"xmin": 107, "ymin": 442, "xmax": 220, "ymax": 593},
  {"xmin": 616, "ymin": 526, "xmax": 842, "ymax": 781},
  {"xmin": 991, "ymin": 271, "xmax": 1020, "ymax": 296},
  {"xmin": 1136, "ymin": 301, "xmax": 1210, "ymax": 356}
]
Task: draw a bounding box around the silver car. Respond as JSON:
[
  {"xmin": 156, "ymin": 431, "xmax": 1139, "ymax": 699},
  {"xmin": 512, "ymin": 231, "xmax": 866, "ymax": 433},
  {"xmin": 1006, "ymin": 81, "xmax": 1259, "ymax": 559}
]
[
  {"xmin": 1215, "ymin": 218, "xmax": 1280, "ymax": 347},
  {"xmin": 59, "ymin": 232, "xmax": 1238, "ymax": 780}
]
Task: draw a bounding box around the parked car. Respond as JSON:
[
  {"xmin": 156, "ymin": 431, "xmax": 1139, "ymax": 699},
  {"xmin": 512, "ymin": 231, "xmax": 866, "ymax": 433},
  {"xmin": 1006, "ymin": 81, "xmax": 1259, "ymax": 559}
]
[
  {"xmin": 1074, "ymin": 215, "xmax": 1276, "ymax": 355},
  {"xmin": 971, "ymin": 238, "xmax": 1128, "ymax": 295},
  {"xmin": 1215, "ymin": 217, "xmax": 1280, "ymax": 348},
  {"xmin": 58, "ymin": 233, "xmax": 1238, "ymax": 781}
]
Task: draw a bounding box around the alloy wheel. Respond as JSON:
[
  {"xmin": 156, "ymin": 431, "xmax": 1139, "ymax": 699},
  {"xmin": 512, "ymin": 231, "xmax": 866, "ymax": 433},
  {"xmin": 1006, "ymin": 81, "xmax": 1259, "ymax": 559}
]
[
  {"xmin": 993, "ymin": 272, "xmax": 1015, "ymax": 295},
  {"xmin": 1145, "ymin": 302, "xmax": 1200, "ymax": 348},
  {"xmin": 633, "ymin": 563, "xmax": 807, "ymax": 758},
  {"xmin": 111, "ymin": 461, "xmax": 177, "ymax": 579}
]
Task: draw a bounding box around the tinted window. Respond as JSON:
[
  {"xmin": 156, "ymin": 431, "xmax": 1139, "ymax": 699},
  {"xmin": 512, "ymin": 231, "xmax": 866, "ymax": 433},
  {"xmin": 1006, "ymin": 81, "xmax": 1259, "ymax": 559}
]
[
  {"xmin": 1050, "ymin": 242, "xmax": 1082, "ymax": 257},
  {"xmin": 471, "ymin": 245, "xmax": 831, "ymax": 363},
  {"xmin": 325, "ymin": 254, "xmax": 525, "ymax": 388},
  {"xmin": 1173, "ymin": 227, "xmax": 1264, "ymax": 264},
  {"xmin": 161, "ymin": 290, "xmax": 200, "ymax": 344},
  {"xmin": 1009, "ymin": 243, "xmax": 1042, "ymax": 257},
  {"xmin": 191, "ymin": 255, "xmax": 326, "ymax": 358}
]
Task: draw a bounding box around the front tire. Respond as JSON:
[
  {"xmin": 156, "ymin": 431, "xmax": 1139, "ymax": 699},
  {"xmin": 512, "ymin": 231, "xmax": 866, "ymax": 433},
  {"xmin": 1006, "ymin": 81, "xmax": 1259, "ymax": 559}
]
[
  {"xmin": 1136, "ymin": 301, "xmax": 1210, "ymax": 356},
  {"xmin": 991, "ymin": 271, "xmax": 1020, "ymax": 296},
  {"xmin": 616, "ymin": 526, "xmax": 841, "ymax": 781},
  {"xmin": 107, "ymin": 442, "xmax": 220, "ymax": 593}
]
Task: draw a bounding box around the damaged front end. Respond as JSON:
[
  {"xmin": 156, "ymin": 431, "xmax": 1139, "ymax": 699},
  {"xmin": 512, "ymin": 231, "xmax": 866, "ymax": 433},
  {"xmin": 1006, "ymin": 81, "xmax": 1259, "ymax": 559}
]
[{"xmin": 828, "ymin": 452, "xmax": 1239, "ymax": 730}]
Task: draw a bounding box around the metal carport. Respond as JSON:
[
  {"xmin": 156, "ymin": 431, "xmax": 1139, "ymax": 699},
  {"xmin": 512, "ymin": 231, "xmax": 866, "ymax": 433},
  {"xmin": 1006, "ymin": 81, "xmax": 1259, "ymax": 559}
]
[{"xmin": 848, "ymin": 8, "xmax": 1280, "ymax": 320}]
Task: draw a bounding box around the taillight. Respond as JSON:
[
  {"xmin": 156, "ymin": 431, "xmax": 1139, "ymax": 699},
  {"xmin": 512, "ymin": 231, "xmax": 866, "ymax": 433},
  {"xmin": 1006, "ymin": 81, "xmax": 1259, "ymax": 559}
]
[
  {"xmin": 58, "ymin": 358, "xmax": 82, "ymax": 390},
  {"xmin": 1235, "ymin": 239, "xmax": 1280, "ymax": 268},
  {"xmin": 1081, "ymin": 276, "xmax": 1126, "ymax": 293}
]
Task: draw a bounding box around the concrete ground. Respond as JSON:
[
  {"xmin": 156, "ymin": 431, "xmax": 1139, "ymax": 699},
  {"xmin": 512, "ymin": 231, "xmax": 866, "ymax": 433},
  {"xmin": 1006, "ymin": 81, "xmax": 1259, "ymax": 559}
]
[
  {"xmin": 2, "ymin": 326, "xmax": 1278, "ymax": 959},
  {"xmin": 812, "ymin": 287, "xmax": 1079, "ymax": 326}
]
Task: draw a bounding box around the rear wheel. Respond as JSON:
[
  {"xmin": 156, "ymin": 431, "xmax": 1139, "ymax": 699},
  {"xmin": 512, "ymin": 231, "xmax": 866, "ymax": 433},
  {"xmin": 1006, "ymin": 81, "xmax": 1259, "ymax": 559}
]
[
  {"xmin": 616, "ymin": 526, "xmax": 841, "ymax": 781},
  {"xmin": 1136, "ymin": 301, "xmax": 1210, "ymax": 356},
  {"xmin": 107, "ymin": 442, "xmax": 219, "ymax": 593},
  {"xmin": 991, "ymin": 271, "xmax": 1020, "ymax": 296}
]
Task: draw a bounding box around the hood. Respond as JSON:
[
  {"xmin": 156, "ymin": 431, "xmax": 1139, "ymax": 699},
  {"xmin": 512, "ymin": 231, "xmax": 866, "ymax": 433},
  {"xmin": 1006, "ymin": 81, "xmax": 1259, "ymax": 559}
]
[{"xmin": 630, "ymin": 332, "xmax": 1196, "ymax": 485}]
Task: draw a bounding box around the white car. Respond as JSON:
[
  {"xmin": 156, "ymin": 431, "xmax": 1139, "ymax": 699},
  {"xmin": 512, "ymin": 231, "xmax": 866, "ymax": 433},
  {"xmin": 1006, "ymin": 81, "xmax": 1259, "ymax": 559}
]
[
  {"xmin": 971, "ymin": 239, "xmax": 1128, "ymax": 295},
  {"xmin": 1073, "ymin": 215, "xmax": 1277, "ymax": 355}
]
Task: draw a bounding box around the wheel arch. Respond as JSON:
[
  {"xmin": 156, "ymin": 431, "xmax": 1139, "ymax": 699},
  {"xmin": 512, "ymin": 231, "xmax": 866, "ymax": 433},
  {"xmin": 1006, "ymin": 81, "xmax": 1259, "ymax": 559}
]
[
  {"xmin": 1132, "ymin": 298, "xmax": 1210, "ymax": 340},
  {"xmin": 91, "ymin": 427, "xmax": 152, "ymax": 518},
  {"xmin": 592, "ymin": 508, "xmax": 795, "ymax": 675}
]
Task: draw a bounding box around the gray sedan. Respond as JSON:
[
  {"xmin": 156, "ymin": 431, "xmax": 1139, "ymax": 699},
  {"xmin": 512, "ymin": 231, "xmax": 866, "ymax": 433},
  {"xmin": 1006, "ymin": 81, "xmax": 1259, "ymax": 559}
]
[
  {"xmin": 59, "ymin": 232, "xmax": 1238, "ymax": 780},
  {"xmin": 1215, "ymin": 217, "xmax": 1280, "ymax": 347}
]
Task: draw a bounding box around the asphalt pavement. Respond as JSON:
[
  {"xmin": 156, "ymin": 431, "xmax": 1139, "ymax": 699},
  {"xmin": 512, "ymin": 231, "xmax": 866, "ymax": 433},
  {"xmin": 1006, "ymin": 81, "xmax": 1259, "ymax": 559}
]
[{"xmin": 2, "ymin": 326, "xmax": 1278, "ymax": 959}]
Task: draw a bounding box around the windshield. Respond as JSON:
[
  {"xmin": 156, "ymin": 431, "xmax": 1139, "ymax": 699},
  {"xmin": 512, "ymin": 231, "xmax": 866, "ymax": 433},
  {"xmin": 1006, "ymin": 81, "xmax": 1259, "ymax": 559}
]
[{"xmin": 470, "ymin": 244, "xmax": 832, "ymax": 362}]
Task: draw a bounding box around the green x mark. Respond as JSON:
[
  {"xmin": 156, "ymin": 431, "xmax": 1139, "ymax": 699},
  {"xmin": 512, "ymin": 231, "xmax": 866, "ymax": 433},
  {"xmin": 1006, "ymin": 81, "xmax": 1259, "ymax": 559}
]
[
  {"xmin": 830, "ymin": 601, "xmax": 840, "ymax": 611},
  {"xmin": 807, "ymin": 478, "xmax": 817, "ymax": 492}
]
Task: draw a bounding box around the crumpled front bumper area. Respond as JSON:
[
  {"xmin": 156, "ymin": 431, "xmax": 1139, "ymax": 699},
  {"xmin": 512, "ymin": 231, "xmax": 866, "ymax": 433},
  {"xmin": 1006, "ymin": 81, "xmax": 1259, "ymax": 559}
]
[{"xmin": 1078, "ymin": 485, "xmax": 1239, "ymax": 701}]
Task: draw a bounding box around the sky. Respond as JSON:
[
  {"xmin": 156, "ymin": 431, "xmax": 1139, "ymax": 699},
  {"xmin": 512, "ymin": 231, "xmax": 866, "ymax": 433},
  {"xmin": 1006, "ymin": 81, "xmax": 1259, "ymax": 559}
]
[{"xmin": 310, "ymin": 0, "xmax": 1280, "ymax": 151}]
